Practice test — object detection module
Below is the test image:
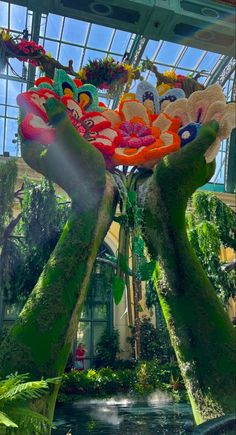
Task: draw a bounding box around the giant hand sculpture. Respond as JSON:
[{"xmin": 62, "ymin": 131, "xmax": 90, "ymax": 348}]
[{"xmin": 0, "ymin": 72, "xmax": 235, "ymax": 426}]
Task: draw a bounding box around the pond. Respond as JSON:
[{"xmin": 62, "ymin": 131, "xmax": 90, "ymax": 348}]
[{"xmin": 53, "ymin": 394, "xmax": 194, "ymax": 434}]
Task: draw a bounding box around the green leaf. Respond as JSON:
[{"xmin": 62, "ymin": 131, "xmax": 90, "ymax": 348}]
[
  {"xmin": 0, "ymin": 380, "xmax": 48, "ymax": 401},
  {"xmin": 139, "ymin": 261, "xmax": 156, "ymax": 281},
  {"xmin": 118, "ymin": 253, "xmax": 129, "ymax": 274},
  {"xmin": 113, "ymin": 215, "xmax": 127, "ymax": 225},
  {"xmin": 0, "ymin": 411, "xmax": 18, "ymax": 428},
  {"xmin": 112, "ymin": 276, "xmax": 125, "ymax": 305},
  {"xmin": 138, "ymin": 303, "xmax": 143, "ymax": 312},
  {"xmin": 127, "ymin": 191, "xmax": 137, "ymax": 207}
]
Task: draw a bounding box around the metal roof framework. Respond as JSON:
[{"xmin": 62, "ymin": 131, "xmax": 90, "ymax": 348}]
[{"xmin": 0, "ymin": 1, "xmax": 235, "ymax": 187}]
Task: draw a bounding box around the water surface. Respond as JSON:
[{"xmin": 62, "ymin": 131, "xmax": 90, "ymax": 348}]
[{"xmin": 53, "ymin": 394, "xmax": 193, "ymax": 434}]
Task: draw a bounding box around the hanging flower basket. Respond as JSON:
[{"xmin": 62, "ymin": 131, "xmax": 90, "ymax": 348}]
[
  {"xmin": 77, "ymin": 57, "xmax": 141, "ymax": 98},
  {"xmin": 0, "ymin": 29, "xmax": 45, "ymax": 70}
]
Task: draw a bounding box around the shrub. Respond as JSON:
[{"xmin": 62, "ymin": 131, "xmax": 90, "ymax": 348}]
[
  {"xmin": 95, "ymin": 328, "xmax": 120, "ymax": 368},
  {"xmin": 128, "ymin": 317, "xmax": 163, "ymax": 361},
  {"xmin": 59, "ymin": 360, "xmax": 184, "ymax": 401}
]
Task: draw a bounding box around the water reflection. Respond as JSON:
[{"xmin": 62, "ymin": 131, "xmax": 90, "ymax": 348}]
[{"xmin": 53, "ymin": 395, "xmax": 193, "ymax": 434}]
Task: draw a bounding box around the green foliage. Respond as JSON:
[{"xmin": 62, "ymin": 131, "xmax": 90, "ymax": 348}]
[
  {"xmin": 95, "ymin": 328, "xmax": 120, "ymax": 368},
  {"xmin": 0, "ymin": 159, "xmax": 17, "ymax": 243},
  {"xmin": 139, "ymin": 261, "xmax": 156, "ymax": 281},
  {"xmin": 187, "ymin": 192, "xmax": 236, "ymax": 303},
  {"xmin": 128, "ymin": 317, "xmax": 166, "ymax": 361},
  {"xmin": 192, "ymin": 192, "xmax": 236, "ymax": 251},
  {"xmin": 59, "ymin": 361, "xmax": 184, "ymax": 401},
  {"xmin": 112, "ymin": 276, "xmax": 125, "ymax": 305},
  {"xmin": 2, "ymin": 178, "xmax": 70, "ymax": 304},
  {"xmin": 0, "ymin": 373, "xmax": 58, "ymax": 434}
]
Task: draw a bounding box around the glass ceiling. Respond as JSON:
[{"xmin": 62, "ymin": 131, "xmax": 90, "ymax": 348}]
[{"xmin": 0, "ymin": 1, "xmax": 235, "ymax": 187}]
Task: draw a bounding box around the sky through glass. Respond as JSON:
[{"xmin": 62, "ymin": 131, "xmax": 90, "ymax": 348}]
[{"xmin": 0, "ymin": 1, "xmax": 235, "ymax": 187}]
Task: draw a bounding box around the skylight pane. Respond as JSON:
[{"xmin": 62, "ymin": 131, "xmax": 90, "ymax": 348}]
[
  {"xmin": 87, "ymin": 24, "xmax": 113, "ymax": 50},
  {"xmin": 175, "ymin": 68, "xmax": 191, "ymax": 75},
  {"xmin": 45, "ymin": 14, "xmax": 63, "ymax": 40},
  {"xmin": 40, "ymin": 39, "xmax": 59, "ymax": 58},
  {"xmin": 110, "ymin": 54, "xmax": 122, "ymax": 61},
  {"xmin": 0, "ymin": 105, "xmax": 4, "ymax": 117},
  {"xmin": 7, "ymin": 58, "xmax": 24, "ymax": 77},
  {"xmin": 63, "ymin": 18, "xmax": 88, "ymax": 45},
  {"xmin": 156, "ymin": 41, "xmax": 183, "ymax": 65},
  {"xmin": 0, "ymin": 1, "xmax": 9, "ymax": 28},
  {"xmin": 10, "ymin": 4, "xmax": 27, "ymax": 32},
  {"xmin": 154, "ymin": 64, "xmax": 167, "ymax": 73},
  {"xmin": 59, "ymin": 45, "xmax": 82, "ymax": 72},
  {"xmin": 82, "ymin": 49, "xmax": 106, "ymax": 65},
  {"xmin": 110, "ymin": 30, "xmax": 132, "ymax": 54},
  {"xmin": 5, "ymin": 118, "xmax": 18, "ymax": 155},
  {"xmin": 39, "ymin": 15, "xmax": 47, "ymax": 37},
  {"xmin": 27, "ymin": 10, "xmax": 33, "ymax": 32},
  {"xmin": 178, "ymin": 47, "xmax": 204, "ymax": 69},
  {"xmin": 7, "ymin": 106, "xmax": 19, "ymax": 118},
  {"xmin": 142, "ymin": 40, "xmax": 159, "ymax": 60},
  {"xmin": 7, "ymin": 80, "xmax": 23, "ymax": 105},
  {"xmin": 0, "ymin": 118, "xmax": 4, "ymax": 153},
  {"xmin": 198, "ymin": 75, "xmax": 207, "ymax": 84},
  {"xmin": 0, "ymin": 79, "xmax": 6, "ymax": 105},
  {"xmin": 197, "ymin": 52, "xmax": 221, "ymax": 73}
]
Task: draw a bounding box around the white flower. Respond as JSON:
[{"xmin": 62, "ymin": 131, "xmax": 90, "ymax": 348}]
[{"xmin": 163, "ymin": 84, "xmax": 236, "ymax": 163}]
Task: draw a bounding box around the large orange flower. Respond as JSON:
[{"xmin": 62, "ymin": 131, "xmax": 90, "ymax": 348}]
[{"xmin": 102, "ymin": 98, "xmax": 181, "ymax": 168}]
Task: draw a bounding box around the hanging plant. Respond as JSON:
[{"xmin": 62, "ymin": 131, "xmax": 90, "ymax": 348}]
[
  {"xmin": 0, "ymin": 29, "xmax": 45, "ymax": 70},
  {"xmin": 77, "ymin": 57, "xmax": 141, "ymax": 98},
  {"xmin": 140, "ymin": 58, "xmax": 205, "ymax": 97}
]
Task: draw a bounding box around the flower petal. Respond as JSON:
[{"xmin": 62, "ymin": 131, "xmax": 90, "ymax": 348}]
[
  {"xmin": 136, "ymin": 81, "xmax": 160, "ymax": 114},
  {"xmin": 61, "ymin": 95, "xmax": 84, "ymax": 119},
  {"xmin": 81, "ymin": 112, "xmax": 111, "ymax": 132},
  {"xmin": 204, "ymin": 138, "xmax": 221, "ymax": 164},
  {"xmin": 112, "ymin": 133, "xmax": 180, "ymax": 167},
  {"xmin": 91, "ymin": 135, "xmax": 116, "ymax": 156},
  {"xmin": 152, "ymin": 113, "xmax": 172, "ymax": 132},
  {"xmin": 20, "ymin": 113, "xmax": 55, "ymax": 144},
  {"xmin": 17, "ymin": 89, "xmax": 59, "ymax": 122},
  {"xmin": 77, "ymin": 84, "xmax": 100, "ymax": 111},
  {"xmin": 163, "ymin": 99, "xmax": 191, "ymax": 126},
  {"xmin": 160, "ymin": 88, "xmax": 185, "ymax": 111},
  {"xmin": 53, "ymin": 69, "xmax": 78, "ymax": 99},
  {"xmin": 119, "ymin": 100, "xmax": 149, "ymax": 124},
  {"xmin": 205, "ymin": 101, "xmax": 236, "ymax": 140},
  {"xmin": 102, "ymin": 109, "xmax": 121, "ymax": 127},
  {"xmin": 188, "ymin": 84, "xmax": 225, "ymax": 123}
]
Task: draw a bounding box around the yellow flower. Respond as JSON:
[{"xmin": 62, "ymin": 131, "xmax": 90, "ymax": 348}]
[
  {"xmin": 120, "ymin": 92, "xmax": 136, "ymax": 102},
  {"xmin": 157, "ymin": 83, "xmax": 172, "ymax": 96},
  {"xmin": 77, "ymin": 68, "xmax": 87, "ymax": 80},
  {"xmin": 123, "ymin": 63, "xmax": 135, "ymax": 81},
  {"xmin": 1, "ymin": 29, "xmax": 11, "ymax": 41},
  {"xmin": 46, "ymin": 52, "xmax": 53, "ymax": 58},
  {"xmin": 163, "ymin": 69, "xmax": 177, "ymax": 80}
]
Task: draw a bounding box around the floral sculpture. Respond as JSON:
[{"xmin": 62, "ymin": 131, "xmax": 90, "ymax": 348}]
[
  {"xmin": 1, "ymin": 64, "xmax": 236, "ymax": 431},
  {"xmin": 17, "ymin": 70, "xmax": 235, "ymax": 172}
]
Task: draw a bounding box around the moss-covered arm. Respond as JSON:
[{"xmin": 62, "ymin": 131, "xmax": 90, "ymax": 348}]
[
  {"xmin": 138, "ymin": 122, "xmax": 235, "ymax": 424},
  {"xmin": 0, "ymin": 99, "xmax": 118, "ymax": 422}
]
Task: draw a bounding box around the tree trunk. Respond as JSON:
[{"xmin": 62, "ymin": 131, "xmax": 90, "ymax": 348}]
[
  {"xmin": 138, "ymin": 123, "xmax": 236, "ymax": 424},
  {"xmin": 0, "ymin": 172, "xmax": 117, "ymax": 423}
]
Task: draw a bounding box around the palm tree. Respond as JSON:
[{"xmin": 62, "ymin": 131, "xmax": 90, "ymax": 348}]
[{"xmin": 0, "ymin": 373, "xmax": 59, "ymax": 434}]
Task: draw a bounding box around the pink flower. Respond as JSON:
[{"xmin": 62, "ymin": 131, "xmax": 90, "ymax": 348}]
[{"xmin": 17, "ymin": 90, "xmax": 120, "ymax": 159}]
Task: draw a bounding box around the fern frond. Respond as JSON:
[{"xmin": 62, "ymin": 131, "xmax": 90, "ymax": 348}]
[
  {"xmin": 0, "ymin": 411, "xmax": 18, "ymax": 428},
  {"xmin": 0, "ymin": 373, "xmax": 29, "ymax": 397},
  {"xmin": 0, "ymin": 380, "xmax": 48, "ymax": 402},
  {"xmin": 10, "ymin": 407, "xmax": 53, "ymax": 434}
]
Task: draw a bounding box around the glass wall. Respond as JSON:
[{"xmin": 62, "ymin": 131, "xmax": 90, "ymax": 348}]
[{"xmin": 76, "ymin": 244, "xmax": 114, "ymax": 368}]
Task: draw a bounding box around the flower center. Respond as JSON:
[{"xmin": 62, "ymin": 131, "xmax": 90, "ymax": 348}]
[{"xmin": 119, "ymin": 121, "xmax": 155, "ymax": 148}]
